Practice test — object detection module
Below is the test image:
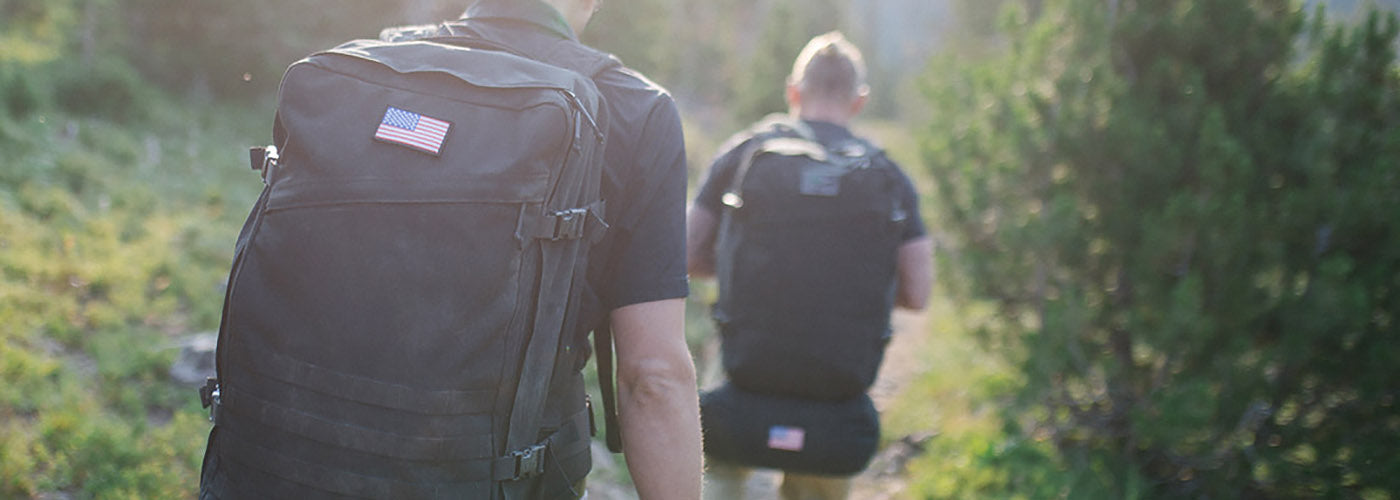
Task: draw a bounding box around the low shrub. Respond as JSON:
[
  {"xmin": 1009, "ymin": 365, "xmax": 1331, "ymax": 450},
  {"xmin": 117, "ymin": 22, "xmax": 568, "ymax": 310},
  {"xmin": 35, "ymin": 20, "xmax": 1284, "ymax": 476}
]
[
  {"xmin": 2, "ymin": 64, "xmax": 44, "ymax": 118},
  {"xmin": 51, "ymin": 59, "xmax": 150, "ymax": 123}
]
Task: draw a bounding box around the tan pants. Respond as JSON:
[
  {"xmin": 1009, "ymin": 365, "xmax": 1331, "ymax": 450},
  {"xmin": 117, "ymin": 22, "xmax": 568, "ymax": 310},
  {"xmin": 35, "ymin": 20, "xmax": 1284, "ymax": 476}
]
[{"xmin": 704, "ymin": 461, "xmax": 853, "ymax": 500}]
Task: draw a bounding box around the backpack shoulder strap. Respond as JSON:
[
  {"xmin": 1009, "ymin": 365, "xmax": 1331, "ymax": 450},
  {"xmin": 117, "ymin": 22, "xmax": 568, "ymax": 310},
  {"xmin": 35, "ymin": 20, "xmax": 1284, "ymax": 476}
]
[
  {"xmin": 720, "ymin": 120, "xmax": 826, "ymax": 210},
  {"xmin": 430, "ymin": 22, "xmax": 623, "ymax": 80},
  {"xmin": 539, "ymin": 38, "xmax": 624, "ymax": 79},
  {"xmin": 427, "ymin": 19, "xmax": 630, "ymax": 460},
  {"xmin": 592, "ymin": 317, "xmax": 623, "ymax": 452},
  {"xmin": 398, "ymin": 20, "xmax": 621, "ymax": 488}
]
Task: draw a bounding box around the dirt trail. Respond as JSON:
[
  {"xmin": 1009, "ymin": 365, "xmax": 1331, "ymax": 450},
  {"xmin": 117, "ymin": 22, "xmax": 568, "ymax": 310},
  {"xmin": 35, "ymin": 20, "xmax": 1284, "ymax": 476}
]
[
  {"xmin": 586, "ymin": 311, "xmax": 931, "ymax": 500},
  {"xmin": 850, "ymin": 310, "xmax": 930, "ymax": 499}
]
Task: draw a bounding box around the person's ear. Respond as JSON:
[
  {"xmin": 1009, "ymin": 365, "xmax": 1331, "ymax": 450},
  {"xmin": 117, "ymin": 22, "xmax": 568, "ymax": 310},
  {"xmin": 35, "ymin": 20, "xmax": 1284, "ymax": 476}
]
[
  {"xmin": 849, "ymin": 84, "xmax": 870, "ymax": 116},
  {"xmin": 786, "ymin": 83, "xmax": 802, "ymax": 112}
]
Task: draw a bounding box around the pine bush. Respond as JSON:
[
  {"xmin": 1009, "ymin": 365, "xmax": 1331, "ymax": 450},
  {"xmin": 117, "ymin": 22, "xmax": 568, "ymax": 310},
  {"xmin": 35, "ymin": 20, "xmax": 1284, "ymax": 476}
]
[{"xmin": 922, "ymin": 1, "xmax": 1400, "ymax": 497}]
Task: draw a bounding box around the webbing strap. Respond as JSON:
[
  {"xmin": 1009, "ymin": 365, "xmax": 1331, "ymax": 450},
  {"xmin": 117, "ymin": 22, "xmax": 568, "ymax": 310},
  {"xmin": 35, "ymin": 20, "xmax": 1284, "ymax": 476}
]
[
  {"xmin": 435, "ymin": 23, "xmax": 623, "ymax": 81},
  {"xmin": 208, "ymin": 389, "xmax": 596, "ymax": 495},
  {"xmin": 490, "ymin": 407, "xmax": 592, "ymax": 482},
  {"xmin": 220, "ymin": 386, "xmax": 493, "ymax": 461},
  {"xmin": 721, "ymin": 118, "xmax": 814, "ymax": 209},
  {"xmin": 428, "ymin": 22, "xmax": 611, "ymax": 498},
  {"xmin": 516, "ymin": 201, "xmax": 608, "ymax": 244},
  {"xmin": 721, "ymin": 138, "xmax": 781, "ymax": 210},
  {"xmin": 502, "ymin": 238, "xmax": 581, "ymax": 498},
  {"xmin": 593, "ymin": 317, "xmax": 623, "ymax": 453},
  {"xmin": 217, "ymin": 416, "xmax": 496, "ymax": 498},
  {"xmin": 540, "ymin": 37, "xmax": 624, "ymax": 80},
  {"xmin": 552, "ymin": 406, "xmax": 595, "ymax": 460},
  {"xmin": 241, "ymin": 346, "xmax": 495, "ymax": 415},
  {"xmin": 721, "ymin": 124, "xmax": 881, "ymax": 210}
]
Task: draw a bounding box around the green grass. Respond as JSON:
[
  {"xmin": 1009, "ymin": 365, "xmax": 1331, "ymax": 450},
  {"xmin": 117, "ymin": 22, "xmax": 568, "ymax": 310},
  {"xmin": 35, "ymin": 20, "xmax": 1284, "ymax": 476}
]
[{"xmin": 0, "ymin": 97, "xmax": 269, "ymax": 498}]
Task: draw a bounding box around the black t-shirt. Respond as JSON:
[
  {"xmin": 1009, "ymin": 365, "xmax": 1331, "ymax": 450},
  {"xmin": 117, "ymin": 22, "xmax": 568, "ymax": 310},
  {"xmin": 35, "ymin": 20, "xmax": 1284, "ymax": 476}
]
[{"xmin": 695, "ymin": 118, "xmax": 926, "ymax": 243}]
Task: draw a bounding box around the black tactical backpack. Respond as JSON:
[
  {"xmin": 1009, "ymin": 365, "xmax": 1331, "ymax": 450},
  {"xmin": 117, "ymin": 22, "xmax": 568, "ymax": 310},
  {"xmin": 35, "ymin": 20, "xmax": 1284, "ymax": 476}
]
[
  {"xmin": 713, "ymin": 117, "xmax": 910, "ymax": 401},
  {"xmin": 200, "ymin": 27, "xmax": 617, "ymax": 499}
]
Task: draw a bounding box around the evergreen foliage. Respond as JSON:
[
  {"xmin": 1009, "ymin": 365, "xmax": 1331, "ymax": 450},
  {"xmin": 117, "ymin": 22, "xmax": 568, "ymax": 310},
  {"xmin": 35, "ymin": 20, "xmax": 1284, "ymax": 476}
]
[
  {"xmin": 1, "ymin": 64, "xmax": 42, "ymax": 118},
  {"xmin": 921, "ymin": 0, "xmax": 1400, "ymax": 497},
  {"xmin": 51, "ymin": 58, "xmax": 150, "ymax": 123}
]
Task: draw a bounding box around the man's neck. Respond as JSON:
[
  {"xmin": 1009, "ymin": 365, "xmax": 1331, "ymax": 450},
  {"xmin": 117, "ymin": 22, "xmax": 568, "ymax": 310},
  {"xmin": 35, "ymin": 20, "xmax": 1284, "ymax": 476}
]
[{"xmin": 793, "ymin": 108, "xmax": 852, "ymax": 126}]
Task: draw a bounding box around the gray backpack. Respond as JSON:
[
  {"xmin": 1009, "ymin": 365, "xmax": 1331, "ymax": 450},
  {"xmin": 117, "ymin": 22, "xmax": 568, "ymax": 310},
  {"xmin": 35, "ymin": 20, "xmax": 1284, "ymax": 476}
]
[{"xmin": 200, "ymin": 30, "xmax": 617, "ymax": 499}]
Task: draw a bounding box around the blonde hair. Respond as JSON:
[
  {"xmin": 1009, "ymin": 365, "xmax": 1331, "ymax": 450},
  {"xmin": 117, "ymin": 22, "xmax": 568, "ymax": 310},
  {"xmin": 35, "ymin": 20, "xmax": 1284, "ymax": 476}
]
[{"xmin": 788, "ymin": 31, "xmax": 869, "ymax": 102}]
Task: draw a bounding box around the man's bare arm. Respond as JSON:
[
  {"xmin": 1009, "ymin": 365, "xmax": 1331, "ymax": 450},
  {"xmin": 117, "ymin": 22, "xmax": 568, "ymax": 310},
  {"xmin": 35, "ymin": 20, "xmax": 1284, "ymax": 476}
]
[
  {"xmin": 685, "ymin": 206, "xmax": 720, "ymax": 279},
  {"xmin": 611, "ymin": 298, "xmax": 702, "ymax": 499},
  {"xmin": 895, "ymin": 235, "xmax": 934, "ymax": 310}
]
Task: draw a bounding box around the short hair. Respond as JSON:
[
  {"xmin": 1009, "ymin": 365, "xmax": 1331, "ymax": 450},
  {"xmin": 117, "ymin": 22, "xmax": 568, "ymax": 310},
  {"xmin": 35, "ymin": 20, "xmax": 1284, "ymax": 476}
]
[{"xmin": 788, "ymin": 31, "xmax": 868, "ymax": 103}]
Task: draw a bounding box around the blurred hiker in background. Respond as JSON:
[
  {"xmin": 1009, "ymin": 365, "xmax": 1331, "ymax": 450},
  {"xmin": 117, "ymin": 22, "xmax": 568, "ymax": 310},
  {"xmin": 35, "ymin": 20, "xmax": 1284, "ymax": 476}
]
[{"xmin": 687, "ymin": 31, "xmax": 933, "ymax": 500}]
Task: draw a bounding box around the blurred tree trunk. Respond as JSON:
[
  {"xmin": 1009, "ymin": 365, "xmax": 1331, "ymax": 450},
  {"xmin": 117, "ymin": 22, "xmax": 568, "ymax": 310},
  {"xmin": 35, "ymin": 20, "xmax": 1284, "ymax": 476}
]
[{"xmin": 80, "ymin": 0, "xmax": 97, "ymax": 64}]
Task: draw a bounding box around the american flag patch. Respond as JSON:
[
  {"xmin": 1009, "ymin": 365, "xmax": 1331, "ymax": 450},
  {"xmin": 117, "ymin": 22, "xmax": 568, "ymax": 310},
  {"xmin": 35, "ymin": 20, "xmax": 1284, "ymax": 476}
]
[
  {"xmin": 374, "ymin": 106, "xmax": 450, "ymax": 155},
  {"xmin": 768, "ymin": 425, "xmax": 806, "ymax": 452}
]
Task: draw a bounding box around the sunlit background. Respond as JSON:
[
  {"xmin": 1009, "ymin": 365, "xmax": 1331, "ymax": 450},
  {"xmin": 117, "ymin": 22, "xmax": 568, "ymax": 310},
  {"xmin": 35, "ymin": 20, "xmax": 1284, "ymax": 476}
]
[{"xmin": 1, "ymin": 0, "xmax": 1398, "ymax": 498}]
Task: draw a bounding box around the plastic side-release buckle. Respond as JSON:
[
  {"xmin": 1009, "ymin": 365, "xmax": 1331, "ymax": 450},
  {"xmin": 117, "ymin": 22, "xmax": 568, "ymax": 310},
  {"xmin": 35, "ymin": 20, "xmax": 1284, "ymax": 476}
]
[
  {"xmin": 199, "ymin": 378, "xmax": 221, "ymax": 424},
  {"xmin": 249, "ymin": 145, "xmax": 279, "ymax": 184},
  {"xmin": 721, "ymin": 192, "xmax": 744, "ymax": 209},
  {"xmin": 496, "ymin": 443, "xmax": 548, "ymax": 482},
  {"xmin": 551, "ymin": 208, "xmax": 588, "ymax": 241},
  {"xmin": 516, "ymin": 202, "xmax": 608, "ymax": 244},
  {"xmin": 585, "ymin": 395, "xmax": 598, "ymax": 437}
]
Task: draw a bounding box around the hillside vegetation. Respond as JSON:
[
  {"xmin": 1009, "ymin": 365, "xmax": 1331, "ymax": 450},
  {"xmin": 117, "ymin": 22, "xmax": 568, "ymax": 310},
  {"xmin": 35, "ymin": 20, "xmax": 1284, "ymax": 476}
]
[{"xmin": 1, "ymin": 62, "xmax": 270, "ymax": 495}]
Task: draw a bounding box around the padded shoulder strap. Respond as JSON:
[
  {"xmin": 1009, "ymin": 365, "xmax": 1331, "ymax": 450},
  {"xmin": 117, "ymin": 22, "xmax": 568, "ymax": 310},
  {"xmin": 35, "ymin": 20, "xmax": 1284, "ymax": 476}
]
[
  {"xmin": 720, "ymin": 125, "xmax": 824, "ymax": 210},
  {"xmin": 430, "ymin": 22, "xmax": 622, "ymax": 80},
  {"xmin": 745, "ymin": 113, "xmax": 816, "ymax": 142},
  {"xmin": 427, "ymin": 18, "xmax": 629, "ymax": 463},
  {"xmin": 539, "ymin": 38, "xmax": 624, "ymax": 79},
  {"xmin": 386, "ymin": 19, "xmax": 619, "ymax": 494},
  {"xmin": 720, "ymin": 123, "xmax": 889, "ymax": 210}
]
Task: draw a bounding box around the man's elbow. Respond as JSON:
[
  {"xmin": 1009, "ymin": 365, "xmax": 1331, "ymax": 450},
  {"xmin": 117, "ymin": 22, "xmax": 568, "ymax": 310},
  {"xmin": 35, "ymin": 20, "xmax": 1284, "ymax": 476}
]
[
  {"xmin": 896, "ymin": 285, "xmax": 931, "ymax": 311},
  {"xmin": 618, "ymin": 356, "xmax": 697, "ymax": 407}
]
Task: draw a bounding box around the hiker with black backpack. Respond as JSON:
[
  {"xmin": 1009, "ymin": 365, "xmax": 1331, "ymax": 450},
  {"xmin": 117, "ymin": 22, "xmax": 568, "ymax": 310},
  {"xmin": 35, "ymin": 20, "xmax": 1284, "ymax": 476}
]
[
  {"xmin": 197, "ymin": 0, "xmax": 702, "ymax": 498},
  {"xmin": 686, "ymin": 32, "xmax": 934, "ymax": 500}
]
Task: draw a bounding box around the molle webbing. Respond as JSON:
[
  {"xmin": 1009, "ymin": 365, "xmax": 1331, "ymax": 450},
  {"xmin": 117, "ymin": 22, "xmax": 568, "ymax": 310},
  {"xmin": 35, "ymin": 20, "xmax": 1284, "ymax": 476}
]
[{"xmin": 214, "ymin": 405, "xmax": 593, "ymax": 498}]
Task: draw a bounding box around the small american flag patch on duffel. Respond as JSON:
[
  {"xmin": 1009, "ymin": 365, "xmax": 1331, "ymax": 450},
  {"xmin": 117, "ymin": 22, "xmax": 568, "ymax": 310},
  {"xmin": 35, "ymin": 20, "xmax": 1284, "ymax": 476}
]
[
  {"xmin": 374, "ymin": 106, "xmax": 450, "ymax": 155},
  {"xmin": 767, "ymin": 425, "xmax": 806, "ymax": 452}
]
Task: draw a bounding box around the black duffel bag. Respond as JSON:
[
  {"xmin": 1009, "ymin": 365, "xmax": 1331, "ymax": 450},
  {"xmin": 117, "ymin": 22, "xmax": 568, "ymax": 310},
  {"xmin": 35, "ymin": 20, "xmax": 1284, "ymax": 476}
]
[{"xmin": 700, "ymin": 383, "xmax": 880, "ymax": 476}]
